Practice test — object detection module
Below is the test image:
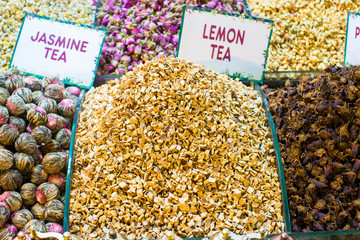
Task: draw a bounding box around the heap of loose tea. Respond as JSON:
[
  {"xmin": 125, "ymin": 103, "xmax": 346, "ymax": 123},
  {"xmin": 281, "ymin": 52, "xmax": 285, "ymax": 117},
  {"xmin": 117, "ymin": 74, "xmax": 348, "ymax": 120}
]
[
  {"xmin": 264, "ymin": 65, "xmax": 360, "ymax": 232},
  {"xmin": 70, "ymin": 57, "xmax": 284, "ymax": 239},
  {"xmin": 0, "ymin": 70, "xmax": 79, "ymax": 239}
]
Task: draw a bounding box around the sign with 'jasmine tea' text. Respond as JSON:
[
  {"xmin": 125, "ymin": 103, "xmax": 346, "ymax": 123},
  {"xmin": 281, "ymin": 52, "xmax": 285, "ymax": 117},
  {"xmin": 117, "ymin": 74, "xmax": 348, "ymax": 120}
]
[
  {"xmin": 177, "ymin": 7, "xmax": 273, "ymax": 83},
  {"xmin": 10, "ymin": 13, "xmax": 107, "ymax": 89},
  {"xmin": 344, "ymin": 12, "xmax": 360, "ymax": 67}
]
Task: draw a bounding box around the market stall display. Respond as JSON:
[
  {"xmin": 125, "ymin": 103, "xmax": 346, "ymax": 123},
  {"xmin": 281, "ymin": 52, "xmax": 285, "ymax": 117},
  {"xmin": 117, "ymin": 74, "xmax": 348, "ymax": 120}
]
[
  {"xmin": 0, "ymin": 70, "xmax": 79, "ymax": 239},
  {"xmin": 263, "ymin": 65, "xmax": 360, "ymax": 232},
  {"xmin": 0, "ymin": 0, "xmax": 97, "ymax": 73},
  {"xmin": 69, "ymin": 57, "xmax": 285, "ymax": 239},
  {"xmin": 95, "ymin": 0, "xmax": 249, "ymax": 75},
  {"xmin": 247, "ymin": 0, "xmax": 360, "ymax": 71}
]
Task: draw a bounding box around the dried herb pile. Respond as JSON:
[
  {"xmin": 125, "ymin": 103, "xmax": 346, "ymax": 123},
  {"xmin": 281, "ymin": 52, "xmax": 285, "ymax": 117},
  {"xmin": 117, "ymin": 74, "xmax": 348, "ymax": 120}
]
[
  {"xmin": 0, "ymin": 69, "xmax": 79, "ymax": 239},
  {"xmin": 265, "ymin": 65, "xmax": 360, "ymax": 232},
  {"xmin": 70, "ymin": 57, "xmax": 284, "ymax": 239}
]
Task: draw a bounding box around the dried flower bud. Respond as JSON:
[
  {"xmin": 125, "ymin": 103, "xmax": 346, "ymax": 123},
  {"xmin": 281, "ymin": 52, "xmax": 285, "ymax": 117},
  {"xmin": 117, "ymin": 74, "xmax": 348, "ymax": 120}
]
[
  {"xmin": 0, "ymin": 124, "xmax": 19, "ymax": 146},
  {"xmin": 12, "ymin": 88, "xmax": 32, "ymax": 104},
  {"xmin": 38, "ymin": 98, "xmax": 57, "ymax": 114},
  {"xmin": 9, "ymin": 116, "xmax": 26, "ymax": 134},
  {"xmin": 31, "ymin": 126, "xmax": 52, "ymax": 145},
  {"xmin": 23, "ymin": 219, "xmax": 46, "ymax": 234},
  {"xmin": 0, "ymin": 202, "xmax": 10, "ymax": 226},
  {"xmin": 30, "ymin": 165, "xmax": 49, "ymax": 185},
  {"xmin": 44, "ymin": 84, "xmax": 65, "ymax": 103},
  {"xmin": 27, "ymin": 107, "xmax": 48, "ymax": 126},
  {"xmin": 0, "ymin": 106, "xmax": 9, "ymax": 126},
  {"xmin": 6, "ymin": 95, "xmax": 26, "ymax": 116},
  {"xmin": 13, "ymin": 153, "xmax": 34, "ymax": 174}
]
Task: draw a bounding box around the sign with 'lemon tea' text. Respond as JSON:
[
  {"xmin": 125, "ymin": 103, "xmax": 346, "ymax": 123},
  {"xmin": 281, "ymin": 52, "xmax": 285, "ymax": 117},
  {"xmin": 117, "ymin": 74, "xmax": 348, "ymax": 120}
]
[
  {"xmin": 345, "ymin": 12, "xmax": 360, "ymax": 67},
  {"xmin": 177, "ymin": 7, "xmax": 273, "ymax": 83},
  {"xmin": 10, "ymin": 13, "xmax": 107, "ymax": 89}
]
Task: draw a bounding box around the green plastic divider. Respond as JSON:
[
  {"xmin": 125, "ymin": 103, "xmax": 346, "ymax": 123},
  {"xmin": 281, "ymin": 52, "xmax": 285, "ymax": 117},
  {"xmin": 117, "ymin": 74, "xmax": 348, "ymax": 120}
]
[
  {"xmin": 255, "ymin": 83, "xmax": 291, "ymax": 234},
  {"xmin": 63, "ymin": 89, "xmax": 86, "ymax": 232}
]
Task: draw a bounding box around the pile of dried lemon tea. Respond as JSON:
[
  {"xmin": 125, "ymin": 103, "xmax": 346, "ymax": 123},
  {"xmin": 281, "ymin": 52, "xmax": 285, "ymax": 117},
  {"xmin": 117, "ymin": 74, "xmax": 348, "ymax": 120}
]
[{"xmin": 69, "ymin": 57, "xmax": 284, "ymax": 239}]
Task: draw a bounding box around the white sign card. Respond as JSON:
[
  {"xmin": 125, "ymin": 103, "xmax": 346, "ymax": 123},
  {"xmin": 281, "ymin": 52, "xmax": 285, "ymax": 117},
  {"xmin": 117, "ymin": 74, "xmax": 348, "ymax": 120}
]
[
  {"xmin": 345, "ymin": 12, "xmax": 360, "ymax": 66},
  {"xmin": 10, "ymin": 13, "xmax": 107, "ymax": 89},
  {"xmin": 177, "ymin": 7, "xmax": 273, "ymax": 83}
]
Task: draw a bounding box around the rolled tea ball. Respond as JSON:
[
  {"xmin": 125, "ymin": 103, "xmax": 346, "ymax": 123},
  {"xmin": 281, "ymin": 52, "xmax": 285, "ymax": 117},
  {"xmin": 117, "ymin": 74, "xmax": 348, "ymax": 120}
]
[
  {"xmin": 30, "ymin": 165, "xmax": 49, "ymax": 185},
  {"xmin": 65, "ymin": 86, "xmax": 80, "ymax": 96},
  {"xmin": 13, "ymin": 153, "xmax": 34, "ymax": 174},
  {"xmin": 12, "ymin": 88, "xmax": 32, "ymax": 103},
  {"xmin": 0, "ymin": 148, "xmax": 13, "ymax": 171},
  {"xmin": 45, "ymin": 114, "xmax": 63, "ymax": 134},
  {"xmin": 48, "ymin": 173, "xmax": 66, "ymax": 191},
  {"xmin": 31, "ymin": 91, "xmax": 44, "ymax": 105},
  {"xmin": 6, "ymin": 75, "xmax": 24, "ymax": 93},
  {"xmin": 57, "ymin": 98, "xmax": 76, "ymax": 117},
  {"xmin": 36, "ymin": 182, "xmax": 59, "ymax": 204},
  {"xmin": 0, "ymin": 224, "xmax": 18, "ymax": 239},
  {"xmin": 15, "ymin": 133, "xmax": 37, "ymax": 154},
  {"xmin": 30, "ymin": 203, "xmax": 45, "ymax": 221},
  {"xmin": 0, "ymin": 106, "xmax": 9, "ymax": 126},
  {"xmin": 0, "ymin": 202, "xmax": 10, "ymax": 226},
  {"xmin": 44, "ymin": 199, "xmax": 64, "ymax": 222},
  {"xmin": 42, "ymin": 152, "xmax": 65, "ymax": 175},
  {"xmin": 0, "ymin": 170, "xmax": 23, "ymax": 191},
  {"xmin": 9, "ymin": 116, "xmax": 26, "ymax": 133},
  {"xmin": 40, "ymin": 139, "xmax": 61, "ymax": 155},
  {"xmin": 20, "ymin": 183, "xmax": 36, "ymax": 206},
  {"xmin": 44, "ymin": 84, "xmax": 65, "ymax": 103},
  {"xmin": 31, "ymin": 126, "xmax": 52, "ymax": 145},
  {"xmin": 0, "ymin": 124, "xmax": 19, "ymax": 146},
  {"xmin": 27, "ymin": 107, "xmax": 47, "ymax": 126},
  {"xmin": 0, "ymin": 87, "xmax": 10, "ymax": 106},
  {"xmin": 55, "ymin": 129, "xmax": 71, "ymax": 149},
  {"xmin": 23, "ymin": 219, "xmax": 46, "ymax": 234},
  {"xmin": 6, "ymin": 95, "xmax": 26, "ymax": 115},
  {"xmin": 58, "ymin": 151, "xmax": 69, "ymax": 172},
  {"xmin": 23, "ymin": 76, "xmax": 41, "ymax": 91},
  {"xmin": 38, "ymin": 98, "xmax": 57, "ymax": 114},
  {"xmin": 45, "ymin": 222, "xmax": 63, "ymax": 233},
  {"xmin": 41, "ymin": 77, "xmax": 64, "ymax": 89},
  {"xmin": 0, "ymin": 191, "xmax": 22, "ymax": 212},
  {"xmin": 30, "ymin": 148, "xmax": 43, "ymax": 165},
  {"xmin": 11, "ymin": 209, "xmax": 34, "ymax": 229}
]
